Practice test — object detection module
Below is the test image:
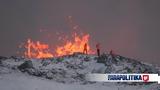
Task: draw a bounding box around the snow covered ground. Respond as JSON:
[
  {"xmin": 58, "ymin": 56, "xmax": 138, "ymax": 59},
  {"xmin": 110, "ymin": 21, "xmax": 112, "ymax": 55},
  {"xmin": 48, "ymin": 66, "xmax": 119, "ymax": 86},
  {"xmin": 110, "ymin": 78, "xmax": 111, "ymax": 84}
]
[
  {"xmin": 0, "ymin": 53, "xmax": 160, "ymax": 90},
  {"xmin": 1, "ymin": 72, "xmax": 158, "ymax": 90}
]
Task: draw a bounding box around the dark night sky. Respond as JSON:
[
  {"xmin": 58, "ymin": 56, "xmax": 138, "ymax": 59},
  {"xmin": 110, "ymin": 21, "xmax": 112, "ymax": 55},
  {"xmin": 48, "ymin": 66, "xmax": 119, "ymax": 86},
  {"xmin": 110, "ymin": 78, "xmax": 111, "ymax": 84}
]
[{"xmin": 0, "ymin": 0, "xmax": 160, "ymax": 65}]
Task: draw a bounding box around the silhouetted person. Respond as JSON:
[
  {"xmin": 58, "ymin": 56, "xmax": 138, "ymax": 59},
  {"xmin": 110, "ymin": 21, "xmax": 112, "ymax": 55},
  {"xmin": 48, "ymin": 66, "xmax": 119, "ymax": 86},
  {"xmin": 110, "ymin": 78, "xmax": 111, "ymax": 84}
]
[
  {"xmin": 109, "ymin": 50, "xmax": 115, "ymax": 58},
  {"xmin": 96, "ymin": 43, "xmax": 100, "ymax": 56},
  {"xmin": 83, "ymin": 43, "xmax": 88, "ymax": 54}
]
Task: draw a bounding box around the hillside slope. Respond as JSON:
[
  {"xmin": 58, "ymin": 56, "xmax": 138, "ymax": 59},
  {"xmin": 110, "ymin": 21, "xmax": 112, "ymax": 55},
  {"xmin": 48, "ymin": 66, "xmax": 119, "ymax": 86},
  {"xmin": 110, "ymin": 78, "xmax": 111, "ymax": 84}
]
[{"xmin": 0, "ymin": 53, "xmax": 160, "ymax": 90}]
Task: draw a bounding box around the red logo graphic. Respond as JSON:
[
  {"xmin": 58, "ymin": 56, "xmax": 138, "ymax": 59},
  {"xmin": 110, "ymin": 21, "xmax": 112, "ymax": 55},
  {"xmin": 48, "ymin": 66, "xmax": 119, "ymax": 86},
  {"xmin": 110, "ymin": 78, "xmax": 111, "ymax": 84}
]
[{"xmin": 143, "ymin": 75, "xmax": 149, "ymax": 82}]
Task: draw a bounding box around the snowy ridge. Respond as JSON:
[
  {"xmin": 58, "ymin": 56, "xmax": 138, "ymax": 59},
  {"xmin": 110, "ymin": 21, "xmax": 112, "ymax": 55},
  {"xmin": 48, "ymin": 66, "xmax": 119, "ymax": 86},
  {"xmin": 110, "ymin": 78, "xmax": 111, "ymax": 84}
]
[{"xmin": 0, "ymin": 53, "xmax": 160, "ymax": 90}]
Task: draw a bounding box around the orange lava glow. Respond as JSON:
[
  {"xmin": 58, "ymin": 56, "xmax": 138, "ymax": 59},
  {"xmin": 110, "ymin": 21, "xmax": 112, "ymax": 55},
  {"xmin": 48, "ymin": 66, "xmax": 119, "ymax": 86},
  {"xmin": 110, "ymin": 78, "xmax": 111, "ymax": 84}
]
[
  {"xmin": 23, "ymin": 32, "xmax": 93, "ymax": 59},
  {"xmin": 24, "ymin": 39, "xmax": 53, "ymax": 59},
  {"xmin": 55, "ymin": 33, "xmax": 91, "ymax": 56}
]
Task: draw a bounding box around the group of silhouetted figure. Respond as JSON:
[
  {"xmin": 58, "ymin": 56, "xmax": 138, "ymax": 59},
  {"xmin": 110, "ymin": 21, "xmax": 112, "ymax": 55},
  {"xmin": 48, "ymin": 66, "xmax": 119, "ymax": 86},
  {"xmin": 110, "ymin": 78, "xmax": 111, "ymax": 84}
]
[{"xmin": 83, "ymin": 43, "xmax": 115, "ymax": 57}]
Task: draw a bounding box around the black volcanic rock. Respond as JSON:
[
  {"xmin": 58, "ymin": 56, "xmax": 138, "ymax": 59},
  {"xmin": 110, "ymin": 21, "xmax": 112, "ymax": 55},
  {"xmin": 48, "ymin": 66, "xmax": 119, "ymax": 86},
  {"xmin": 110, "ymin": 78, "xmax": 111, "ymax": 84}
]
[
  {"xmin": 97, "ymin": 54, "xmax": 108, "ymax": 63},
  {"xmin": 0, "ymin": 56, "xmax": 7, "ymax": 65},
  {"xmin": 18, "ymin": 60, "xmax": 33, "ymax": 72},
  {"xmin": 0, "ymin": 56, "xmax": 7, "ymax": 60}
]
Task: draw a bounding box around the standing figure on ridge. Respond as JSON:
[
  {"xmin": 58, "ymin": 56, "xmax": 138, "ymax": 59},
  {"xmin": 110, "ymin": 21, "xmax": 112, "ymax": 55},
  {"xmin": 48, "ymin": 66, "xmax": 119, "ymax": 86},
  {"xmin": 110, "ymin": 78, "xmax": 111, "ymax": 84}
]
[
  {"xmin": 96, "ymin": 43, "xmax": 100, "ymax": 57},
  {"xmin": 109, "ymin": 50, "xmax": 115, "ymax": 58},
  {"xmin": 83, "ymin": 43, "xmax": 88, "ymax": 54}
]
